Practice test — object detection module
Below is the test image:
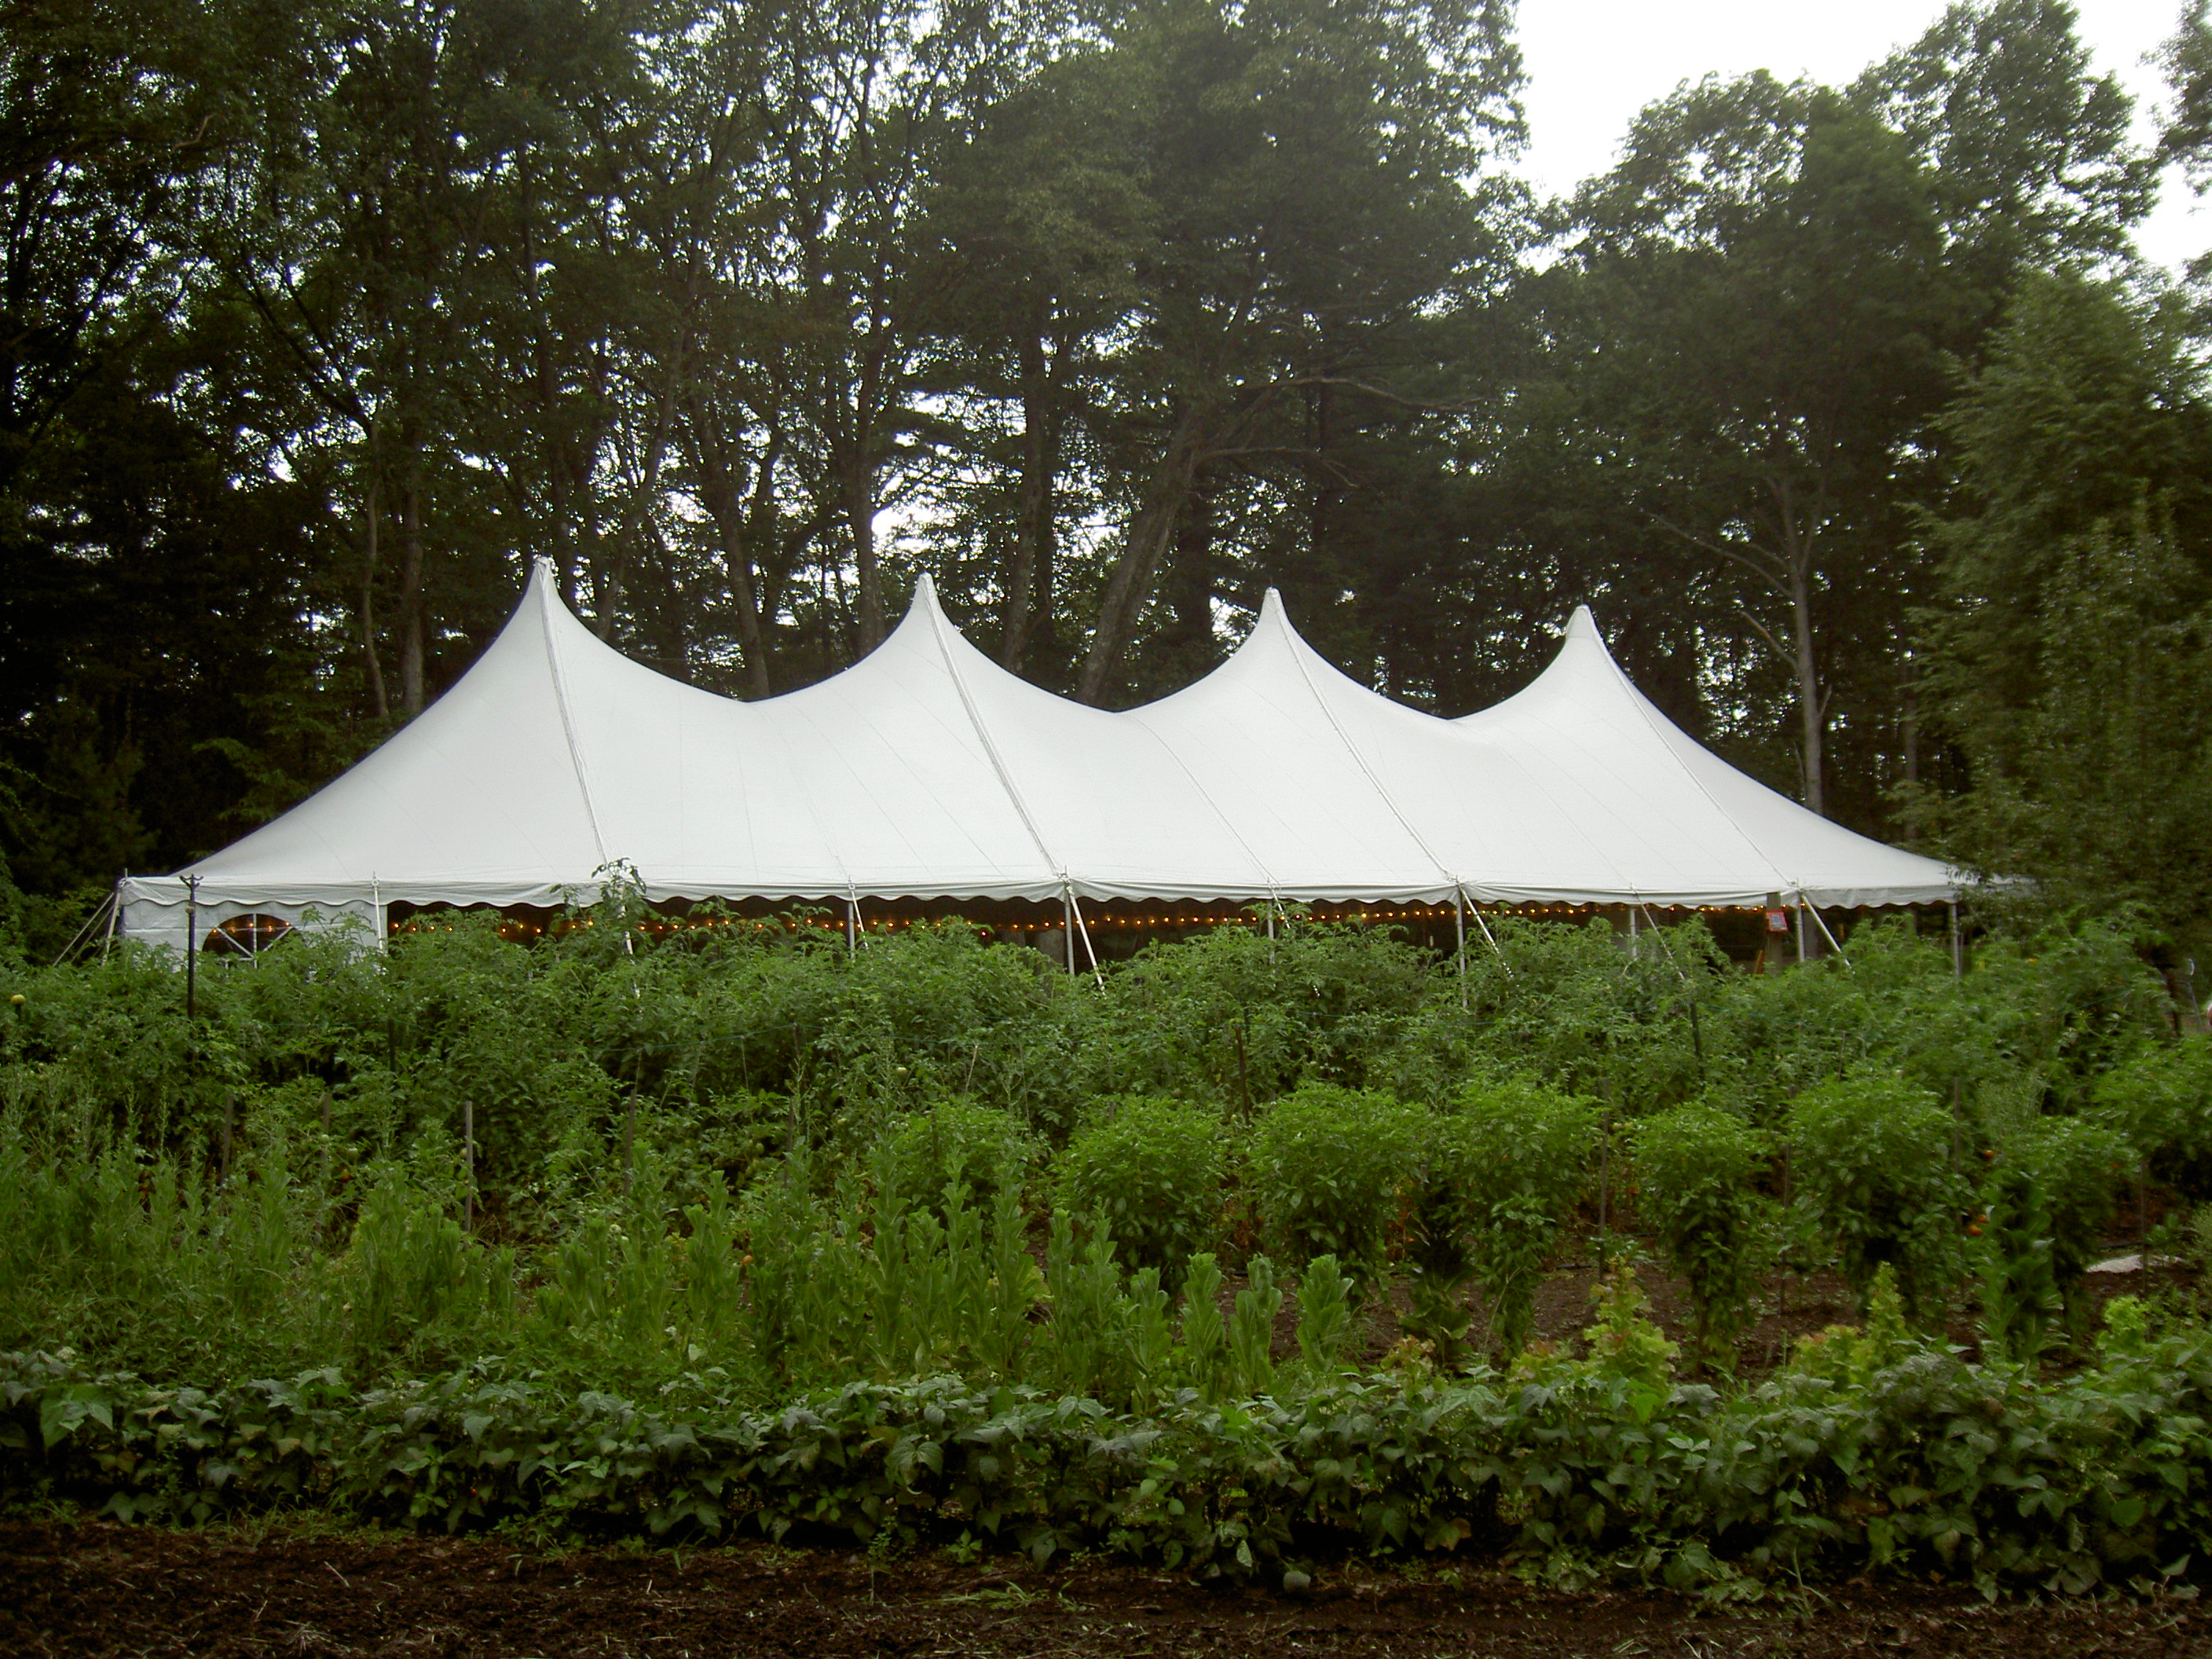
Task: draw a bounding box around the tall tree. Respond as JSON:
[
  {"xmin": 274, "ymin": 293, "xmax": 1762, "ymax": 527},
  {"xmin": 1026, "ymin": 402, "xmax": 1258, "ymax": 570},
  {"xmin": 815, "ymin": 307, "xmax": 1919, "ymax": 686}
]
[
  {"xmin": 1058, "ymin": 0, "xmax": 1527, "ymax": 705},
  {"xmin": 1925, "ymin": 272, "xmax": 2212, "ymax": 926}
]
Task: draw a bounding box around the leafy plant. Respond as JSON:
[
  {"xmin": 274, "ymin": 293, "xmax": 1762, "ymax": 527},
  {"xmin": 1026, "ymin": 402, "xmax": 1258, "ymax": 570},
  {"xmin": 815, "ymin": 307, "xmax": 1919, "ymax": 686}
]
[
  {"xmin": 1630, "ymin": 1103, "xmax": 1770, "ymax": 1372},
  {"xmin": 2003, "ymin": 1115, "xmax": 2132, "ymax": 1322},
  {"xmin": 873, "ymin": 1099, "xmax": 1038, "ymax": 1218},
  {"xmin": 1242, "ymin": 1086, "xmax": 1420, "ymax": 1281},
  {"xmin": 1787, "ymin": 1072, "xmax": 1967, "ymax": 1325},
  {"xmin": 1055, "ymin": 1097, "xmax": 1225, "ymax": 1283},
  {"xmin": 1396, "ymin": 1112, "xmax": 1486, "ymax": 1370},
  {"xmin": 1456, "ymin": 1079, "xmax": 1598, "ymax": 1360},
  {"xmin": 1295, "ymin": 1253, "xmax": 1355, "ymax": 1378},
  {"xmin": 2092, "ymin": 1040, "xmax": 2212, "ymax": 1197},
  {"xmin": 1976, "ymin": 1161, "xmax": 2063, "ymax": 1364}
]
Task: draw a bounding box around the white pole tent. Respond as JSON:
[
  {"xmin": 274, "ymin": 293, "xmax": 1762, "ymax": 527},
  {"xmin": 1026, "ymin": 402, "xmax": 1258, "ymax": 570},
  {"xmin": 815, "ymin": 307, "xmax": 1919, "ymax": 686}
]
[{"xmin": 115, "ymin": 560, "xmax": 1958, "ymax": 953}]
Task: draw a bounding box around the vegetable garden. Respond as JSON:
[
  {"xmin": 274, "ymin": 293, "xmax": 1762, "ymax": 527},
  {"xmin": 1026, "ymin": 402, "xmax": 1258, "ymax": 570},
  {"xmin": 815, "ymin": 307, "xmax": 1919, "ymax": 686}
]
[{"xmin": 5, "ymin": 904, "xmax": 2212, "ymax": 1599}]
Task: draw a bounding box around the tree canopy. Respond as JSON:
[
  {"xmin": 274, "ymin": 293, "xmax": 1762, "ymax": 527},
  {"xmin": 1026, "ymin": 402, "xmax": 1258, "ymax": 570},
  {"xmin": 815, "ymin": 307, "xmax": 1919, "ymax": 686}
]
[{"xmin": 5, "ymin": 0, "xmax": 2210, "ymax": 951}]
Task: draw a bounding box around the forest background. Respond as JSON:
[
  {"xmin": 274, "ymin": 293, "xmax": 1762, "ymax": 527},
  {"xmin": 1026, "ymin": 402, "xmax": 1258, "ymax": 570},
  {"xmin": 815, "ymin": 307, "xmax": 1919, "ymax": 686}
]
[{"xmin": 6, "ymin": 0, "xmax": 2212, "ymax": 953}]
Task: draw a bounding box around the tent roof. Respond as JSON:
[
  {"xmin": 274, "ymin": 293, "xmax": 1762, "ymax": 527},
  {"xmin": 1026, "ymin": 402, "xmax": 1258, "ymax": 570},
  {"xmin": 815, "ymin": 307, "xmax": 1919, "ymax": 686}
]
[{"xmin": 117, "ymin": 563, "xmax": 1958, "ymax": 920}]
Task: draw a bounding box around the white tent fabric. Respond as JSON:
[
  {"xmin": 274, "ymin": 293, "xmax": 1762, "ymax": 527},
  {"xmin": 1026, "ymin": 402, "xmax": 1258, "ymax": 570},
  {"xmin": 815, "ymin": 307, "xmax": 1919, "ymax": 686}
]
[{"xmin": 115, "ymin": 561, "xmax": 1957, "ymax": 951}]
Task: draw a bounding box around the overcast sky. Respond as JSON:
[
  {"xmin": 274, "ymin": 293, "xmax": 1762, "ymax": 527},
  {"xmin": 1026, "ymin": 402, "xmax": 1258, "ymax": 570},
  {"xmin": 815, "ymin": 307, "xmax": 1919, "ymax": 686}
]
[{"xmin": 1514, "ymin": 0, "xmax": 2203, "ymax": 270}]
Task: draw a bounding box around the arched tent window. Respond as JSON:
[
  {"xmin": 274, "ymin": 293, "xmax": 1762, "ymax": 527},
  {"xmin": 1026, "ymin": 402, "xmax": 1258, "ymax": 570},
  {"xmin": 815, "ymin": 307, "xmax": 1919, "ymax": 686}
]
[{"xmin": 203, "ymin": 914, "xmax": 295, "ymax": 958}]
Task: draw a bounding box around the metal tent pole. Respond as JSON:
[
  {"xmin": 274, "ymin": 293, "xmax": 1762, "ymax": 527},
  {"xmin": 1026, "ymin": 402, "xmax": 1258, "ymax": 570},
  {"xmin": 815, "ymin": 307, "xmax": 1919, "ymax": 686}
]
[
  {"xmin": 1453, "ymin": 887, "xmax": 1467, "ymax": 1009},
  {"xmin": 1807, "ymin": 903, "xmax": 1852, "ymax": 969},
  {"xmin": 1069, "ymin": 892, "xmax": 1104, "ymax": 987},
  {"xmin": 184, "ymin": 875, "xmax": 200, "ymax": 1019},
  {"xmin": 1062, "ymin": 888, "xmax": 1075, "ymax": 979},
  {"xmin": 1948, "ymin": 899, "xmax": 1962, "ymax": 979}
]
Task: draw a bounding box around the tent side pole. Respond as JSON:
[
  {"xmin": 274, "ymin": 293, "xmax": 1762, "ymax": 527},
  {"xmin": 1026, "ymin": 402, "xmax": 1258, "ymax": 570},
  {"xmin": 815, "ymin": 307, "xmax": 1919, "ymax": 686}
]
[
  {"xmin": 1453, "ymin": 888, "xmax": 1467, "ymax": 1009},
  {"xmin": 1948, "ymin": 899, "xmax": 1962, "ymax": 979},
  {"xmin": 1470, "ymin": 904, "xmax": 1510, "ymax": 978},
  {"xmin": 1808, "ymin": 903, "xmax": 1851, "ymax": 969},
  {"xmin": 1062, "ymin": 889, "xmax": 1075, "ymax": 980},
  {"xmin": 184, "ymin": 875, "xmax": 200, "ymax": 1017},
  {"xmin": 1794, "ymin": 898, "xmax": 1807, "ymax": 966},
  {"xmin": 1069, "ymin": 892, "xmax": 1103, "ymax": 987},
  {"xmin": 846, "ymin": 894, "xmax": 858, "ymax": 956}
]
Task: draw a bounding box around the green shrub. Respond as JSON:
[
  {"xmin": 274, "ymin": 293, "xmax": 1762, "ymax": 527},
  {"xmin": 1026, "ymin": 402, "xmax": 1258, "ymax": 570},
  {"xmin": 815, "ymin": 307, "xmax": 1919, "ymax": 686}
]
[
  {"xmin": 1787, "ymin": 1073, "xmax": 1966, "ymax": 1324},
  {"xmin": 2091, "ymin": 1040, "xmax": 2212, "ymax": 1197},
  {"xmin": 1054, "ymin": 1098, "xmax": 1226, "ymax": 1282},
  {"xmin": 1976, "ymin": 1163, "xmax": 2063, "ymax": 1364},
  {"xmin": 1630, "ymin": 1103, "xmax": 1770, "ymax": 1371},
  {"xmin": 1294, "ymin": 1253, "xmax": 1356, "ymax": 1377},
  {"xmin": 1396, "ymin": 1111, "xmax": 1486, "ymax": 1369},
  {"xmin": 2005, "ymin": 1115, "xmax": 2133, "ymax": 1304},
  {"xmin": 19, "ymin": 1315, "xmax": 2212, "ymax": 1594},
  {"xmin": 1243, "ymin": 1086, "xmax": 1421, "ymax": 1281},
  {"xmin": 873, "ymin": 1099, "xmax": 1037, "ymax": 1216},
  {"xmin": 1456, "ymin": 1079, "xmax": 1599, "ymax": 1359}
]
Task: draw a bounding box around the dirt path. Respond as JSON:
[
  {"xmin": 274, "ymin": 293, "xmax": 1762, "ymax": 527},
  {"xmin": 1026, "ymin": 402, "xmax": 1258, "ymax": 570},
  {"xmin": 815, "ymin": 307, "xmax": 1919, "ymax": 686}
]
[{"xmin": 2, "ymin": 1521, "xmax": 2206, "ymax": 1658}]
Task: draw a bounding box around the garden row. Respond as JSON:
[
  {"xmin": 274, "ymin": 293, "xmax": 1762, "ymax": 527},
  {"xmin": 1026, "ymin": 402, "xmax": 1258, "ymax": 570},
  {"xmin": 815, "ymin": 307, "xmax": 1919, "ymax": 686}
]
[{"xmin": 4, "ymin": 1285, "xmax": 2207, "ymax": 1598}]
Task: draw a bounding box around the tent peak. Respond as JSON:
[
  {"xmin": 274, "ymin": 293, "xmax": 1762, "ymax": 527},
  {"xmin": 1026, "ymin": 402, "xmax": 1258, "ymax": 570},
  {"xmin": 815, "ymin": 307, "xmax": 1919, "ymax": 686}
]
[{"xmin": 1565, "ymin": 603, "xmax": 1599, "ymax": 643}]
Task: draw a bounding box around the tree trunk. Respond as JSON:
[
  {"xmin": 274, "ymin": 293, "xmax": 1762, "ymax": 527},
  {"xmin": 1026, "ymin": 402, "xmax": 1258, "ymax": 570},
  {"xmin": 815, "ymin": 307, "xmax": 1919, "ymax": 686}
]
[
  {"xmin": 397, "ymin": 452, "xmax": 426, "ymax": 715},
  {"xmin": 359, "ymin": 471, "xmax": 388, "ymax": 720},
  {"xmin": 1002, "ymin": 301, "xmax": 1060, "ymax": 674},
  {"xmin": 690, "ymin": 391, "xmax": 778, "ymax": 698},
  {"xmin": 845, "ymin": 444, "xmax": 883, "ymax": 652},
  {"xmin": 1076, "ymin": 405, "xmax": 1208, "ymax": 705},
  {"xmin": 1779, "ymin": 506, "xmax": 1824, "ymax": 819}
]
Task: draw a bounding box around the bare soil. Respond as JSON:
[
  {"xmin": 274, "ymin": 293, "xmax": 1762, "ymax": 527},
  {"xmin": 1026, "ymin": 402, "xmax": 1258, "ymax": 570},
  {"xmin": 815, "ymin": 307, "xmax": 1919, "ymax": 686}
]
[{"xmin": 3, "ymin": 1519, "xmax": 2208, "ymax": 1659}]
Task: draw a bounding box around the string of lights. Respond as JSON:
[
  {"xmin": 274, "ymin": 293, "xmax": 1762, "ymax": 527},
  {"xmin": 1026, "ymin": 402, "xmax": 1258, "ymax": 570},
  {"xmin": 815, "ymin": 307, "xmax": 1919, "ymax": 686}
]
[{"xmin": 386, "ymin": 900, "xmax": 1789, "ymax": 943}]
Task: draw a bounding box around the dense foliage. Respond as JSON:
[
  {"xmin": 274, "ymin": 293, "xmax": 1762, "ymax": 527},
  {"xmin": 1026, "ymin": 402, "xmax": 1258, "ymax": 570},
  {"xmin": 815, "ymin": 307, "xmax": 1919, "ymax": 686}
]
[
  {"xmin": 8, "ymin": 1295, "xmax": 2212, "ymax": 1599},
  {"xmin": 6, "ymin": 907, "xmax": 2212, "ymax": 1591}
]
